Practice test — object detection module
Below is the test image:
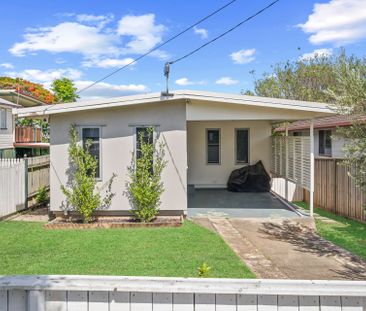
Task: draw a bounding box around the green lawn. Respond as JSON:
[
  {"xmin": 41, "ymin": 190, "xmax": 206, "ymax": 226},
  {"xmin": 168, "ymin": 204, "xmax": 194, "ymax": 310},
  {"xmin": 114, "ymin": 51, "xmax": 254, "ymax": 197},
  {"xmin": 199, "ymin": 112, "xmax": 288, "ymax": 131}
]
[
  {"xmin": 0, "ymin": 220, "xmax": 254, "ymax": 278},
  {"xmin": 295, "ymin": 202, "xmax": 366, "ymax": 260}
]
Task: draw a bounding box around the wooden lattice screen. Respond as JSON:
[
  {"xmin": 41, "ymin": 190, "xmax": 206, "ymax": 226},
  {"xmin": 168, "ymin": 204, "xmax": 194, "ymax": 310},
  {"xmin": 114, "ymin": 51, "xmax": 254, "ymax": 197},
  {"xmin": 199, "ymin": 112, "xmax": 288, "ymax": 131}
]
[{"xmin": 271, "ymin": 136, "xmax": 311, "ymax": 191}]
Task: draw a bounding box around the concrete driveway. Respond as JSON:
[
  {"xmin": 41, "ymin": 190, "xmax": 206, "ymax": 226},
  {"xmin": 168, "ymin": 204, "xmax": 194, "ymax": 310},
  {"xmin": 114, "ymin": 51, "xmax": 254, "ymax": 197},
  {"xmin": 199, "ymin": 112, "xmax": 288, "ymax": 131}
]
[{"xmin": 194, "ymin": 217, "xmax": 366, "ymax": 280}]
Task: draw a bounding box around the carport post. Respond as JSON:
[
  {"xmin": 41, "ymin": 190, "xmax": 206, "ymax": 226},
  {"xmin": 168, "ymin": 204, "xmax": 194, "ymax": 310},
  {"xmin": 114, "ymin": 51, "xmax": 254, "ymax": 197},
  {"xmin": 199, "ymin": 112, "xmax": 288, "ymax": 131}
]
[
  {"xmin": 285, "ymin": 122, "xmax": 289, "ymax": 201},
  {"xmin": 310, "ymin": 119, "xmax": 314, "ymax": 217}
]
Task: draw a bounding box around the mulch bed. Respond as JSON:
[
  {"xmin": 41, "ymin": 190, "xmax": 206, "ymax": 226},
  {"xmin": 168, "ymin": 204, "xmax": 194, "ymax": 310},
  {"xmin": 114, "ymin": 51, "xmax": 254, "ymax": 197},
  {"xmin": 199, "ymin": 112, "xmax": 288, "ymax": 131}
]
[{"xmin": 44, "ymin": 216, "xmax": 183, "ymax": 229}]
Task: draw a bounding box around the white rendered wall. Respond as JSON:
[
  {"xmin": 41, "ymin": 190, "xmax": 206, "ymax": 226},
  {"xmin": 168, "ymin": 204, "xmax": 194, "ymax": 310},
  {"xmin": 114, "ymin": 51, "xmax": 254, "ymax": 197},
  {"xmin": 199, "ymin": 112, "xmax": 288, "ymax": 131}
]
[
  {"xmin": 49, "ymin": 101, "xmax": 187, "ymax": 214},
  {"xmin": 187, "ymin": 120, "xmax": 272, "ymax": 188}
]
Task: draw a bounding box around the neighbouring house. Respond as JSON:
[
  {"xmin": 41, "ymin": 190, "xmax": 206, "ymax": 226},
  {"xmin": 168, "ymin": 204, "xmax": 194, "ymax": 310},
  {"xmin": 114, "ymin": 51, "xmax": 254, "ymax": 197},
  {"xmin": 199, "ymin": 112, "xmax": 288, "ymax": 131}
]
[
  {"xmin": 0, "ymin": 98, "xmax": 20, "ymax": 158},
  {"xmin": 0, "ymin": 89, "xmax": 50, "ymax": 158},
  {"xmin": 275, "ymin": 115, "xmax": 366, "ymax": 158},
  {"xmin": 15, "ymin": 90, "xmax": 334, "ymax": 217}
]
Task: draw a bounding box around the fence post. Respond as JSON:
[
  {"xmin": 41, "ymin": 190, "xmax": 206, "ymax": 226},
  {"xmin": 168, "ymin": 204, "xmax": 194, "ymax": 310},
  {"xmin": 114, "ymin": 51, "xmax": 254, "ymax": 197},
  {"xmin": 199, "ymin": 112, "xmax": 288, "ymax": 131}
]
[
  {"xmin": 334, "ymin": 159, "xmax": 337, "ymax": 214},
  {"xmin": 24, "ymin": 155, "xmax": 29, "ymax": 210},
  {"xmin": 309, "ymin": 119, "xmax": 315, "ymax": 217}
]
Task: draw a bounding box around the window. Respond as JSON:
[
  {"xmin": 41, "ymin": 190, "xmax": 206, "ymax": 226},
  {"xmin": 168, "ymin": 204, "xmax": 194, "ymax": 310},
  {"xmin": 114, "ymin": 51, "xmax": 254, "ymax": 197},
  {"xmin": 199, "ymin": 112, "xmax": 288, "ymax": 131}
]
[
  {"xmin": 293, "ymin": 131, "xmax": 302, "ymax": 137},
  {"xmin": 206, "ymin": 129, "xmax": 220, "ymax": 164},
  {"xmin": 82, "ymin": 127, "xmax": 101, "ymax": 178},
  {"xmin": 0, "ymin": 108, "xmax": 7, "ymax": 129},
  {"xmin": 319, "ymin": 129, "xmax": 332, "ymax": 156},
  {"xmin": 235, "ymin": 129, "xmax": 249, "ymax": 164},
  {"xmin": 135, "ymin": 127, "xmax": 154, "ymax": 160}
]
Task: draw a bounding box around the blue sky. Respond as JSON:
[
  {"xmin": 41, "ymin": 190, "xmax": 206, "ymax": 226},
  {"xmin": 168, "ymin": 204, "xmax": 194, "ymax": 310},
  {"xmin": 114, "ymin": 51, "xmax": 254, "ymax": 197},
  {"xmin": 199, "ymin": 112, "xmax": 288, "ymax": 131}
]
[{"xmin": 0, "ymin": 0, "xmax": 365, "ymax": 99}]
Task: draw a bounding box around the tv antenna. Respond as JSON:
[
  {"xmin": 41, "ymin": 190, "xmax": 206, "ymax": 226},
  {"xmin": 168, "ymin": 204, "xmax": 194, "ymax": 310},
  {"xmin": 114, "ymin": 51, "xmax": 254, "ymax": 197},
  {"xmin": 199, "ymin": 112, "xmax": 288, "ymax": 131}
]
[{"xmin": 161, "ymin": 62, "xmax": 174, "ymax": 97}]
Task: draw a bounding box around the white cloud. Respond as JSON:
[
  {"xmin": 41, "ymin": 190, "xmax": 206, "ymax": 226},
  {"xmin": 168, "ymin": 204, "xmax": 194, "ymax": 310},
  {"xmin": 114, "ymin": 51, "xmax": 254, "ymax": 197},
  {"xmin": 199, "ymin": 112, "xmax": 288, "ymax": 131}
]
[
  {"xmin": 298, "ymin": 0, "xmax": 366, "ymax": 45},
  {"xmin": 299, "ymin": 48, "xmax": 333, "ymax": 61},
  {"xmin": 6, "ymin": 68, "xmax": 82, "ymax": 83},
  {"xmin": 117, "ymin": 14, "xmax": 166, "ymax": 54},
  {"xmin": 175, "ymin": 77, "xmax": 206, "ymax": 86},
  {"xmin": 76, "ymin": 14, "xmax": 112, "ymax": 23},
  {"xmin": 215, "ymin": 76, "xmax": 239, "ymax": 85},
  {"xmin": 193, "ymin": 26, "xmax": 208, "ymax": 39},
  {"xmin": 230, "ymin": 49, "xmax": 256, "ymax": 64},
  {"xmin": 10, "ymin": 13, "xmax": 168, "ymax": 65},
  {"xmin": 0, "ymin": 63, "xmax": 14, "ymax": 69},
  {"xmin": 74, "ymin": 80, "xmax": 147, "ymax": 99},
  {"xmin": 9, "ymin": 22, "xmax": 119, "ymax": 58},
  {"xmin": 82, "ymin": 57, "xmax": 134, "ymax": 68}
]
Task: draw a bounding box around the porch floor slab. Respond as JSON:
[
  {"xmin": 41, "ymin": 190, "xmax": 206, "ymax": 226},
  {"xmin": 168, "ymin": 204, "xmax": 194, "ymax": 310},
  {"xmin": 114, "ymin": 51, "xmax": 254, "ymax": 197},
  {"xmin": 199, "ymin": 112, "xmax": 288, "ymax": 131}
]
[{"xmin": 188, "ymin": 189, "xmax": 301, "ymax": 218}]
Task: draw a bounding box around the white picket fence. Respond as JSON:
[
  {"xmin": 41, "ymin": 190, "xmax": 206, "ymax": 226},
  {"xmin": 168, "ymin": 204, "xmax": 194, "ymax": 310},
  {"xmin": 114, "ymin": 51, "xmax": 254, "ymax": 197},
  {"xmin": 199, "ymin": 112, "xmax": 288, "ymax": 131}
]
[
  {"xmin": 0, "ymin": 158, "xmax": 25, "ymax": 218},
  {"xmin": 0, "ymin": 155, "xmax": 50, "ymax": 218},
  {"xmin": 0, "ymin": 275, "xmax": 365, "ymax": 311}
]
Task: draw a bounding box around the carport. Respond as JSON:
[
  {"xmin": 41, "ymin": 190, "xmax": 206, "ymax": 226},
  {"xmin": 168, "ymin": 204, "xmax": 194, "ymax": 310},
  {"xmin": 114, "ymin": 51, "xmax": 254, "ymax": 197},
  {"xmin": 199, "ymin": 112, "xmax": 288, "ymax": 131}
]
[{"xmin": 185, "ymin": 91, "xmax": 335, "ymax": 218}]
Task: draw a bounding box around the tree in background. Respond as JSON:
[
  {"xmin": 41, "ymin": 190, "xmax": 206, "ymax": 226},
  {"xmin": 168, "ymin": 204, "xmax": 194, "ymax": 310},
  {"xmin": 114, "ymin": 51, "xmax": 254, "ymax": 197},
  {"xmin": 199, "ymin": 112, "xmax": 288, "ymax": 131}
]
[
  {"xmin": 248, "ymin": 51, "xmax": 366, "ymax": 202},
  {"xmin": 327, "ymin": 55, "xmax": 366, "ymax": 196},
  {"xmin": 249, "ymin": 53, "xmax": 339, "ymax": 103},
  {"xmin": 0, "ymin": 77, "xmax": 55, "ymax": 103},
  {"xmin": 51, "ymin": 78, "xmax": 79, "ymax": 103}
]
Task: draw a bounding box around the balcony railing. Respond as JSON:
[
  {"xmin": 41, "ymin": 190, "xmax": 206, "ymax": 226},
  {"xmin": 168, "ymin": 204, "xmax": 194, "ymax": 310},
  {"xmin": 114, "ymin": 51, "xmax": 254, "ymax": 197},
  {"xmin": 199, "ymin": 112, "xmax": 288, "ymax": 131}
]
[{"xmin": 15, "ymin": 126, "xmax": 42, "ymax": 143}]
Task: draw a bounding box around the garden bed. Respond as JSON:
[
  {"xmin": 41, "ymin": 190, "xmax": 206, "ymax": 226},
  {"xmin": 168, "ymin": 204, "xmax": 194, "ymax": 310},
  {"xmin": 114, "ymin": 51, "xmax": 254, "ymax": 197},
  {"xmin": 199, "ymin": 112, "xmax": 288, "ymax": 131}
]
[{"xmin": 44, "ymin": 216, "xmax": 183, "ymax": 229}]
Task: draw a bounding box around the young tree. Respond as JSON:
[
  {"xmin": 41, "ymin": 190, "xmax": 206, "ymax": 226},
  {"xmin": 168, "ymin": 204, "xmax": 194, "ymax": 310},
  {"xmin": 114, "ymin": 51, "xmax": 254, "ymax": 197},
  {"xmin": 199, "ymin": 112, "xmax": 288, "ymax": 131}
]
[
  {"xmin": 51, "ymin": 78, "xmax": 79, "ymax": 103},
  {"xmin": 61, "ymin": 125, "xmax": 116, "ymax": 223},
  {"xmin": 126, "ymin": 128, "xmax": 167, "ymax": 222}
]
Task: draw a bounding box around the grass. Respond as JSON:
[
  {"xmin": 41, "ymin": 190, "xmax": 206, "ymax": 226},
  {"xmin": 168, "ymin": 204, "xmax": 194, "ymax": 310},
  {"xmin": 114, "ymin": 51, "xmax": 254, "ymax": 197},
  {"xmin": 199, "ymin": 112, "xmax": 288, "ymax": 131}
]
[
  {"xmin": 0, "ymin": 220, "xmax": 254, "ymax": 278},
  {"xmin": 295, "ymin": 201, "xmax": 366, "ymax": 260}
]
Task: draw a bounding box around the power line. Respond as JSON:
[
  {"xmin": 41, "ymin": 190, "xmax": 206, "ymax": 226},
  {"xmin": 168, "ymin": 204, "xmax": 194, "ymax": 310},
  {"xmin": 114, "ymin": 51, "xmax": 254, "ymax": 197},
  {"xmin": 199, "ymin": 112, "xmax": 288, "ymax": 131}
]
[
  {"xmin": 77, "ymin": 0, "xmax": 239, "ymax": 95},
  {"xmin": 169, "ymin": 0, "xmax": 280, "ymax": 65}
]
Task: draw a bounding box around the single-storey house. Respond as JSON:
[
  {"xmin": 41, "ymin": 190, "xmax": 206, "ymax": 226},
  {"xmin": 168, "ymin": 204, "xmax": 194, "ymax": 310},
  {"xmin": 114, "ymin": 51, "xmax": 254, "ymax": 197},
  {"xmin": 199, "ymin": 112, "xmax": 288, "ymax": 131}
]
[
  {"xmin": 16, "ymin": 90, "xmax": 335, "ymax": 217},
  {"xmin": 275, "ymin": 115, "xmax": 366, "ymax": 158}
]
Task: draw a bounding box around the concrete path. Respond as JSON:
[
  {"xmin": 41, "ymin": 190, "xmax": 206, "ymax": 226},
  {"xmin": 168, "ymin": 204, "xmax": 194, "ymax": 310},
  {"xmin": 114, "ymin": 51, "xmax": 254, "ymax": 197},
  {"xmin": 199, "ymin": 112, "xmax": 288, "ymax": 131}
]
[
  {"xmin": 9, "ymin": 207, "xmax": 48, "ymax": 222},
  {"xmin": 194, "ymin": 217, "xmax": 366, "ymax": 280}
]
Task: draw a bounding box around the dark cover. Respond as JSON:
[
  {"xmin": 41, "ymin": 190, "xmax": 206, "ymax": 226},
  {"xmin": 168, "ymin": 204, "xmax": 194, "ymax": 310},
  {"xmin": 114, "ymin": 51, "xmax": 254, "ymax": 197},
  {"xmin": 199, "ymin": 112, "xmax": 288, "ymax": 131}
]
[{"xmin": 227, "ymin": 161, "xmax": 271, "ymax": 192}]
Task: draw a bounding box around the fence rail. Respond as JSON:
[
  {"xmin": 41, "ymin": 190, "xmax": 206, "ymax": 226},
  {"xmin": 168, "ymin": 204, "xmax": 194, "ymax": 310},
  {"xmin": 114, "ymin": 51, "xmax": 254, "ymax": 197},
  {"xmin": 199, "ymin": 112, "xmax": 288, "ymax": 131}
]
[
  {"xmin": 0, "ymin": 275, "xmax": 365, "ymax": 311},
  {"xmin": 0, "ymin": 155, "xmax": 49, "ymax": 218}
]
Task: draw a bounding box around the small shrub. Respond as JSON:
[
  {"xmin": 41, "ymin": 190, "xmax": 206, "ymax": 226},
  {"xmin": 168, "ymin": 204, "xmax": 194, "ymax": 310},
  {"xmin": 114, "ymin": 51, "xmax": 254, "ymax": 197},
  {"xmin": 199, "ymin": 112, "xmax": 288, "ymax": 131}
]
[
  {"xmin": 197, "ymin": 263, "xmax": 211, "ymax": 277},
  {"xmin": 126, "ymin": 128, "xmax": 167, "ymax": 222},
  {"xmin": 36, "ymin": 186, "xmax": 49, "ymax": 205},
  {"xmin": 61, "ymin": 124, "xmax": 116, "ymax": 223}
]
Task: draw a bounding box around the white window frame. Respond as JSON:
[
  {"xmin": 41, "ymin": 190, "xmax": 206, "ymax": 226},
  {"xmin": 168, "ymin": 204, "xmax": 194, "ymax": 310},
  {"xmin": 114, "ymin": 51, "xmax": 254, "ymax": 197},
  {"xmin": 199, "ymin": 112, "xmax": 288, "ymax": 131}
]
[
  {"xmin": 0, "ymin": 108, "xmax": 7, "ymax": 130},
  {"xmin": 235, "ymin": 128, "xmax": 250, "ymax": 165},
  {"xmin": 206, "ymin": 128, "xmax": 221, "ymax": 165},
  {"xmin": 79, "ymin": 126, "xmax": 102, "ymax": 180}
]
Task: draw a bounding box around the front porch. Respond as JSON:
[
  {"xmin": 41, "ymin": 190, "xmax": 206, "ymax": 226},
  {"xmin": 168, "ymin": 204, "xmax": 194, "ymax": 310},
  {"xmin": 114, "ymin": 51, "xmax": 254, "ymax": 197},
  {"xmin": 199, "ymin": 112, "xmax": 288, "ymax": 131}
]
[{"xmin": 188, "ymin": 189, "xmax": 302, "ymax": 218}]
